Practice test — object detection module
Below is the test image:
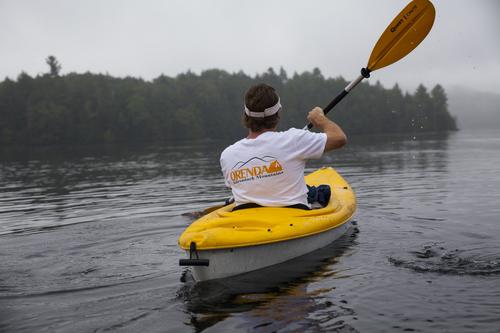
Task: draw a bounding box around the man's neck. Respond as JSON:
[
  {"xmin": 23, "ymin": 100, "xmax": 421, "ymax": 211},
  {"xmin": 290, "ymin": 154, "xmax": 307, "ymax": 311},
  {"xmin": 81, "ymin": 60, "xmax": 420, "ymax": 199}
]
[{"xmin": 247, "ymin": 128, "xmax": 276, "ymax": 139}]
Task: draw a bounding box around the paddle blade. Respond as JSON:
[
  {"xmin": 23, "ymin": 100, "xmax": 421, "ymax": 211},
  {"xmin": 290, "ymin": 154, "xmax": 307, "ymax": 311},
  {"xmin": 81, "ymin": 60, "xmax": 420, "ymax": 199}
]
[{"xmin": 367, "ymin": 0, "xmax": 435, "ymax": 72}]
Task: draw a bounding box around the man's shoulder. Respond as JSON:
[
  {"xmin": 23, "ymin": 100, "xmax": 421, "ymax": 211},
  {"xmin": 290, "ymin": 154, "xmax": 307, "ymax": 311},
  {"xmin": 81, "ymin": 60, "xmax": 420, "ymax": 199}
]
[
  {"xmin": 269, "ymin": 127, "xmax": 300, "ymax": 137},
  {"xmin": 282, "ymin": 127, "xmax": 325, "ymax": 140},
  {"xmin": 221, "ymin": 139, "xmax": 245, "ymax": 158},
  {"xmin": 282, "ymin": 127, "xmax": 304, "ymax": 135},
  {"xmin": 276, "ymin": 127, "xmax": 311, "ymax": 139}
]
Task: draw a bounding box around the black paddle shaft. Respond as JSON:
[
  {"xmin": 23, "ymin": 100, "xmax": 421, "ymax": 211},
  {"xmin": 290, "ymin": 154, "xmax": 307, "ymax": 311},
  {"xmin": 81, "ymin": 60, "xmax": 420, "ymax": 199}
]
[{"xmin": 305, "ymin": 68, "xmax": 371, "ymax": 130}]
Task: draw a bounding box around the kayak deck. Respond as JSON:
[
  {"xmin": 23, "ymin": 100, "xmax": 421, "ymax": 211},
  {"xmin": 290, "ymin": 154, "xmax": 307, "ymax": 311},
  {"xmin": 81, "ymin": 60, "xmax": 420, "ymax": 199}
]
[{"xmin": 178, "ymin": 167, "xmax": 356, "ymax": 251}]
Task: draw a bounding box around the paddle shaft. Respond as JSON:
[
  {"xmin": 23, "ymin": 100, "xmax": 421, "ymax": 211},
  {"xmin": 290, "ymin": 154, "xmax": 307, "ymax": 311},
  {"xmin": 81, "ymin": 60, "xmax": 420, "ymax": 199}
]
[
  {"xmin": 304, "ymin": 68, "xmax": 370, "ymax": 130},
  {"xmin": 303, "ymin": 0, "xmax": 435, "ymax": 130}
]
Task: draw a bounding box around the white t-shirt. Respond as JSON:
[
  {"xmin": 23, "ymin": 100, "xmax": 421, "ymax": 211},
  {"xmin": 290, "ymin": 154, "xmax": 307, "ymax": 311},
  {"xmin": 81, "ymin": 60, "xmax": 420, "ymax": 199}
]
[{"xmin": 220, "ymin": 128, "xmax": 327, "ymax": 207}]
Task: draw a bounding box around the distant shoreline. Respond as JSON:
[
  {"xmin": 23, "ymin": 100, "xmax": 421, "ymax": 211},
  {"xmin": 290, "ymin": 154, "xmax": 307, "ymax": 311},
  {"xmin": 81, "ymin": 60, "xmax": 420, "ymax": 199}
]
[{"xmin": 0, "ymin": 65, "xmax": 457, "ymax": 146}]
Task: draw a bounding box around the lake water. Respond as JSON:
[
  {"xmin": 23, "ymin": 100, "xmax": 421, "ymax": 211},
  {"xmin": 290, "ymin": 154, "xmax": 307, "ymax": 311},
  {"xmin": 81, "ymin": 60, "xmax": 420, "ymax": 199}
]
[{"xmin": 1, "ymin": 129, "xmax": 499, "ymax": 332}]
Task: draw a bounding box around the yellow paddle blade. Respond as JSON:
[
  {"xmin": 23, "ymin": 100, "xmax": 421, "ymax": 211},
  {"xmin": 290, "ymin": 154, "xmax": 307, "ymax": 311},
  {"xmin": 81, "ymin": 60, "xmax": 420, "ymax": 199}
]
[{"xmin": 367, "ymin": 0, "xmax": 435, "ymax": 72}]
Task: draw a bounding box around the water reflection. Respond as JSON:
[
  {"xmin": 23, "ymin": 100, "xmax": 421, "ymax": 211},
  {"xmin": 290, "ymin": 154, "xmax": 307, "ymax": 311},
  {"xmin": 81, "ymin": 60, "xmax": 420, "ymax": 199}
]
[
  {"xmin": 0, "ymin": 142, "xmax": 230, "ymax": 235},
  {"xmin": 3, "ymin": 130, "xmax": 500, "ymax": 332},
  {"xmin": 329, "ymin": 131, "xmax": 451, "ymax": 171}
]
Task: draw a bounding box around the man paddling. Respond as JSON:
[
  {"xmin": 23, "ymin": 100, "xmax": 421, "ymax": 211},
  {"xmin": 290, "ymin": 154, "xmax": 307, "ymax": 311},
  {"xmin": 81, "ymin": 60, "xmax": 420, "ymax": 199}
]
[{"xmin": 220, "ymin": 84, "xmax": 347, "ymax": 210}]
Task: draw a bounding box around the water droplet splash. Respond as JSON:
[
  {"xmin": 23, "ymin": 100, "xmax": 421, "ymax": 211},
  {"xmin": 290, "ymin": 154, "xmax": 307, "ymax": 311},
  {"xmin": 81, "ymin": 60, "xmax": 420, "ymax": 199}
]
[{"xmin": 388, "ymin": 243, "xmax": 500, "ymax": 276}]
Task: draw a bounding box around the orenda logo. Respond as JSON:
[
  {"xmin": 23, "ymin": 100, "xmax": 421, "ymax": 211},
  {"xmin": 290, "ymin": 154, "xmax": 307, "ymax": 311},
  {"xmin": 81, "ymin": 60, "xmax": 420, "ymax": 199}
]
[{"xmin": 230, "ymin": 156, "xmax": 284, "ymax": 184}]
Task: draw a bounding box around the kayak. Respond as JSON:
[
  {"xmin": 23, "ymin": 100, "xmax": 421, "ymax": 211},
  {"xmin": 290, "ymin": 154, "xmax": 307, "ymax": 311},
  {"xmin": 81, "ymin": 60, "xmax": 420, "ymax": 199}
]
[{"xmin": 178, "ymin": 167, "xmax": 356, "ymax": 281}]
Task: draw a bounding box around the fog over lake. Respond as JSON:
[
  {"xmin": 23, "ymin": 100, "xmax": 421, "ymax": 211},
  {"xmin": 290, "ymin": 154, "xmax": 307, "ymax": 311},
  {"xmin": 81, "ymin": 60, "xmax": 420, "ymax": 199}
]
[{"xmin": 1, "ymin": 1, "xmax": 499, "ymax": 332}]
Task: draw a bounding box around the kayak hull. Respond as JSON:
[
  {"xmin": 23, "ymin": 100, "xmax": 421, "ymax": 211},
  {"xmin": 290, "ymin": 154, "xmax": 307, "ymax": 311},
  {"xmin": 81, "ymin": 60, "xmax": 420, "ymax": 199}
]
[{"xmin": 187, "ymin": 219, "xmax": 352, "ymax": 281}]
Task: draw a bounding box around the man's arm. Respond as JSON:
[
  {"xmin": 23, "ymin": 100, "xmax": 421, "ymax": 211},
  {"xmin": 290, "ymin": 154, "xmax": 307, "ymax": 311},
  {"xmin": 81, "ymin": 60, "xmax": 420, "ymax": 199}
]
[{"xmin": 307, "ymin": 107, "xmax": 347, "ymax": 152}]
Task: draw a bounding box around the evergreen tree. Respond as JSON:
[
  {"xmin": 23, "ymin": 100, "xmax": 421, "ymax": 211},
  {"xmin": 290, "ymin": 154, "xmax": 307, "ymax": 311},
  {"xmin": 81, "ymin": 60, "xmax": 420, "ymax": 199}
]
[
  {"xmin": 46, "ymin": 55, "xmax": 61, "ymax": 77},
  {"xmin": 0, "ymin": 62, "xmax": 458, "ymax": 146},
  {"xmin": 431, "ymin": 84, "xmax": 457, "ymax": 131}
]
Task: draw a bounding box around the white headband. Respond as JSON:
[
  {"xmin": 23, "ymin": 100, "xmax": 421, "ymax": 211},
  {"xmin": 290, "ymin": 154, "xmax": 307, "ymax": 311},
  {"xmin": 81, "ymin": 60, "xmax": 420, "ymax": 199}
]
[{"xmin": 244, "ymin": 98, "xmax": 281, "ymax": 118}]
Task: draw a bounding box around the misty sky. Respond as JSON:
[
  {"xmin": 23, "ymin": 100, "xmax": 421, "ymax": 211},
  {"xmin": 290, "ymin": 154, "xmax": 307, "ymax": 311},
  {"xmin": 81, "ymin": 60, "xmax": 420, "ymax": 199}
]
[{"xmin": 1, "ymin": 0, "xmax": 499, "ymax": 94}]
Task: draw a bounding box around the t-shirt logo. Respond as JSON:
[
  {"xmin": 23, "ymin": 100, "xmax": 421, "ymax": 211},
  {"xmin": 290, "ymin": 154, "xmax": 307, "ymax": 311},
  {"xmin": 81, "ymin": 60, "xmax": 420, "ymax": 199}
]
[{"xmin": 230, "ymin": 155, "xmax": 284, "ymax": 184}]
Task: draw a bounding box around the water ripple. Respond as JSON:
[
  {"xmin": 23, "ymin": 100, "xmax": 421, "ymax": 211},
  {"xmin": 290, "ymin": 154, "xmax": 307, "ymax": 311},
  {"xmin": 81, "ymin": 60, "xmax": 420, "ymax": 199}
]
[
  {"xmin": 1, "ymin": 132, "xmax": 500, "ymax": 332},
  {"xmin": 389, "ymin": 243, "xmax": 500, "ymax": 276}
]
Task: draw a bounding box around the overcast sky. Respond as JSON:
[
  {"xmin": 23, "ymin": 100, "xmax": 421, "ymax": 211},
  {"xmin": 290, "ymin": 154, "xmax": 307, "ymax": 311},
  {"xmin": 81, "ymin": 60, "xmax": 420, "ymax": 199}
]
[{"xmin": 1, "ymin": 0, "xmax": 499, "ymax": 94}]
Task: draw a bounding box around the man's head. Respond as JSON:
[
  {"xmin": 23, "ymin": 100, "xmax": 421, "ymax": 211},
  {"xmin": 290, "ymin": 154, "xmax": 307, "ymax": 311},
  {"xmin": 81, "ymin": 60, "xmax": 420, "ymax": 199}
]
[{"xmin": 243, "ymin": 84, "xmax": 281, "ymax": 132}]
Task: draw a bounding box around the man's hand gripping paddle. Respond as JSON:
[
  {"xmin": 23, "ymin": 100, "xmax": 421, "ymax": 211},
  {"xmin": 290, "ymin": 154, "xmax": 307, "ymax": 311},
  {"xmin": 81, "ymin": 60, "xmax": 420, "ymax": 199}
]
[
  {"xmin": 191, "ymin": 0, "xmax": 436, "ymax": 218},
  {"xmin": 305, "ymin": 0, "xmax": 436, "ymax": 130}
]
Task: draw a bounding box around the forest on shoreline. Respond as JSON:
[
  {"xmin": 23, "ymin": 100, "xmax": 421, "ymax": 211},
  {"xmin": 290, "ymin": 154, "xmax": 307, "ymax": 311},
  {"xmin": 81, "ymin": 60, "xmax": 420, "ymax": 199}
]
[{"xmin": 0, "ymin": 57, "xmax": 457, "ymax": 146}]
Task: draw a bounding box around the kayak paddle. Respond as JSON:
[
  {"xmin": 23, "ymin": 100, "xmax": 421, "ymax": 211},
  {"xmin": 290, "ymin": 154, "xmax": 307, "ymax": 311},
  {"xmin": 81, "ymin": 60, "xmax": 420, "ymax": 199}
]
[
  {"xmin": 191, "ymin": 0, "xmax": 436, "ymax": 217},
  {"xmin": 305, "ymin": 0, "xmax": 436, "ymax": 129}
]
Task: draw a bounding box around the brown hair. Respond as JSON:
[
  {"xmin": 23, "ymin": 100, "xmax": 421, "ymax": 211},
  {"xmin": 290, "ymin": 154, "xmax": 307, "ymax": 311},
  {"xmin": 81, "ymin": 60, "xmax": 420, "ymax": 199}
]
[{"xmin": 243, "ymin": 84, "xmax": 280, "ymax": 132}]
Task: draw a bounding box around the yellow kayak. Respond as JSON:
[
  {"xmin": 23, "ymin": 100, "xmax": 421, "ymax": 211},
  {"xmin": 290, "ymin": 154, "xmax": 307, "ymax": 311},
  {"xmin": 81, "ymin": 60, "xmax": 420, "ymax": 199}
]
[{"xmin": 178, "ymin": 167, "xmax": 356, "ymax": 281}]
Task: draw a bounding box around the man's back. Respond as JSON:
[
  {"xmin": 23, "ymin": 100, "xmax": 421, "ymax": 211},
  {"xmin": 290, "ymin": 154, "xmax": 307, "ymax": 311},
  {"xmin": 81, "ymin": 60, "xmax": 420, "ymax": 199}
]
[{"xmin": 220, "ymin": 128, "xmax": 326, "ymax": 207}]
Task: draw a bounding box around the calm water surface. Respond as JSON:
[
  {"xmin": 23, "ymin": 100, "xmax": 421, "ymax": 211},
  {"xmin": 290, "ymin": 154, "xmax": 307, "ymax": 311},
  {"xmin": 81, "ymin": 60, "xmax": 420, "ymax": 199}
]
[{"xmin": 1, "ymin": 130, "xmax": 499, "ymax": 332}]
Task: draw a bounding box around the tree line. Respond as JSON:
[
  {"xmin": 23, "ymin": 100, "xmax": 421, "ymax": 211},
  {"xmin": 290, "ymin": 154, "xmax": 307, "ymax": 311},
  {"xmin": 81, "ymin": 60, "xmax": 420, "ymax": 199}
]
[{"xmin": 0, "ymin": 56, "xmax": 457, "ymax": 145}]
